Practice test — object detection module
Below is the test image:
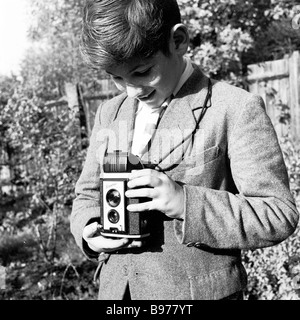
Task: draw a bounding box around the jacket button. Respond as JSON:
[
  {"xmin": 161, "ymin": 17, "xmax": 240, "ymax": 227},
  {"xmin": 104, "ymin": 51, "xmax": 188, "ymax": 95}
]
[{"xmin": 122, "ymin": 265, "xmax": 129, "ymax": 276}]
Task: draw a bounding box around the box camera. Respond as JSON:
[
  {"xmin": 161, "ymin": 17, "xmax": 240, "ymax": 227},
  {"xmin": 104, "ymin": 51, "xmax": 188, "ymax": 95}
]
[{"xmin": 100, "ymin": 150, "xmax": 152, "ymax": 239}]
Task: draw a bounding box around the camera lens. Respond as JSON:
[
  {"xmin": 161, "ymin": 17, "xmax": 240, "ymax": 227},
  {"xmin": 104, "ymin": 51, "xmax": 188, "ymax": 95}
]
[
  {"xmin": 106, "ymin": 189, "xmax": 121, "ymax": 207},
  {"xmin": 108, "ymin": 210, "xmax": 120, "ymax": 224}
]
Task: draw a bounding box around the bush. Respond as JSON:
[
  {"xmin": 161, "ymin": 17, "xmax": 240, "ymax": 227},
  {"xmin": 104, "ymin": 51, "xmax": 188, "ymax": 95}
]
[
  {"xmin": 243, "ymin": 223, "xmax": 300, "ymax": 300},
  {"xmin": 0, "ymin": 208, "xmax": 99, "ymax": 300},
  {"xmin": 0, "ymin": 232, "xmax": 37, "ymax": 267}
]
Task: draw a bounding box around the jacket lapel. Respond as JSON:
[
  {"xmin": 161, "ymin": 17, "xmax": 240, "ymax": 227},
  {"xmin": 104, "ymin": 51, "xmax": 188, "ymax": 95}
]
[
  {"xmin": 144, "ymin": 67, "xmax": 209, "ymax": 170},
  {"xmin": 106, "ymin": 96, "xmax": 137, "ymax": 154}
]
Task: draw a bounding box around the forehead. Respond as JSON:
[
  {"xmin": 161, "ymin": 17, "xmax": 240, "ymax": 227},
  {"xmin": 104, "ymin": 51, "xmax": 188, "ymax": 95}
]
[{"xmin": 105, "ymin": 51, "xmax": 167, "ymax": 76}]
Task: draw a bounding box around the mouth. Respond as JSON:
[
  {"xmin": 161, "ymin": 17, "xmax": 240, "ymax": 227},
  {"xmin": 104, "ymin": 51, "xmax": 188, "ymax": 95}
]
[{"xmin": 138, "ymin": 90, "xmax": 155, "ymax": 101}]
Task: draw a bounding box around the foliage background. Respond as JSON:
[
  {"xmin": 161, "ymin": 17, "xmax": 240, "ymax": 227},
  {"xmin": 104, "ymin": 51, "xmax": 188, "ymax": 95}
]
[{"xmin": 1, "ymin": 0, "xmax": 300, "ymax": 300}]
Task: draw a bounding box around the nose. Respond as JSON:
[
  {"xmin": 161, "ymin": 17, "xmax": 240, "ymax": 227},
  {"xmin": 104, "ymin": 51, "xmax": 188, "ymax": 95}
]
[{"xmin": 126, "ymin": 84, "xmax": 144, "ymax": 99}]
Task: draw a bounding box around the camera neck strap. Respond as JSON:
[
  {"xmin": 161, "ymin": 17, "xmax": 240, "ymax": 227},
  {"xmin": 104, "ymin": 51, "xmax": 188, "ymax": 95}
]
[{"xmin": 146, "ymin": 77, "xmax": 212, "ymax": 154}]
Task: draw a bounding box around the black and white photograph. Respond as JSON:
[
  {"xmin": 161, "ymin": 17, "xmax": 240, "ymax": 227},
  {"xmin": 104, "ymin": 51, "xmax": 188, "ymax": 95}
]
[{"xmin": 1, "ymin": 0, "xmax": 300, "ymax": 305}]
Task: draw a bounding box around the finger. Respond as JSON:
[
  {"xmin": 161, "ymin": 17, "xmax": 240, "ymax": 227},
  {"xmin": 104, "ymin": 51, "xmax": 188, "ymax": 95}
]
[
  {"xmin": 98, "ymin": 236, "xmax": 130, "ymax": 250},
  {"xmin": 87, "ymin": 234, "xmax": 130, "ymax": 252},
  {"xmin": 125, "ymin": 187, "xmax": 158, "ymax": 199},
  {"xmin": 129, "ymin": 168, "xmax": 160, "ymax": 179},
  {"xmin": 123, "ymin": 240, "xmax": 145, "ymax": 249},
  {"xmin": 83, "ymin": 222, "xmax": 101, "ymax": 240},
  {"xmin": 127, "ymin": 175, "xmax": 161, "ymax": 189},
  {"xmin": 127, "ymin": 200, "xmax": 154, "ymax": 212}
]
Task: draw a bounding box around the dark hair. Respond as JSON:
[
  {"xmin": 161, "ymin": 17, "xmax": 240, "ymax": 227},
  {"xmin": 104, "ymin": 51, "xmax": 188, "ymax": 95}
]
[{"xmin": 80, "ymin": 0, "xmax": 181, "ymax": 69}]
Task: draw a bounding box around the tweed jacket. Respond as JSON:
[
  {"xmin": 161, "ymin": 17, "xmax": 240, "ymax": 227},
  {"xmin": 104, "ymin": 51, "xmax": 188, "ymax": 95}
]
[{"xmin": 70, "ymin": 65, "xmax": 299, "ymax": 300}]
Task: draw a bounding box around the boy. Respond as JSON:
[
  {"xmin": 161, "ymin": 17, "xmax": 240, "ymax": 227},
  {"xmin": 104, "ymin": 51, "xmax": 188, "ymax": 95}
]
[{"xmin": 71, "ymin": 0, "xmax": 299, "ymax": 300}]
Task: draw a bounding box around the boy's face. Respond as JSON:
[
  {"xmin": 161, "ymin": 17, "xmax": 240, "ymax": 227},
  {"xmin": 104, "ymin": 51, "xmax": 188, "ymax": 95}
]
[{"xmin": 105, "ymin": 49, "xmax": 185, "ymax": 108}]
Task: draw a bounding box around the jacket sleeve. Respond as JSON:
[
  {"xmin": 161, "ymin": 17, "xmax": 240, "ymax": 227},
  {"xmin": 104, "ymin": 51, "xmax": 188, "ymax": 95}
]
[
  {"xmin": 70, "ymin": 104, "xmax": 105, "ymax": 260},
  {"xmin": 174, "ymin": 94, "xmax": 299, "ymax": 250}
]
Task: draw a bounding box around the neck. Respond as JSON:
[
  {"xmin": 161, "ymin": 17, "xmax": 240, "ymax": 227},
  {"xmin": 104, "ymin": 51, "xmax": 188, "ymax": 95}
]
[{"xmin": 178, "ymin": 57, "xmax": 186, "ymax": 80}]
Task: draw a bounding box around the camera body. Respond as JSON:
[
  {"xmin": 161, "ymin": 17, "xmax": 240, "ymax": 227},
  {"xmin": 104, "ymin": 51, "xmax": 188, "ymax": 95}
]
[{"xmin": 100, "ymin": 151, "xmax": 151, "ymax": 239}]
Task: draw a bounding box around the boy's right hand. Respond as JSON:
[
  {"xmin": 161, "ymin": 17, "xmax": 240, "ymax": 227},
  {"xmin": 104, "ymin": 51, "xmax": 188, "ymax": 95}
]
[{"xmin": 82, "ymin": 222, "xmax": 144, "ymax": 253}]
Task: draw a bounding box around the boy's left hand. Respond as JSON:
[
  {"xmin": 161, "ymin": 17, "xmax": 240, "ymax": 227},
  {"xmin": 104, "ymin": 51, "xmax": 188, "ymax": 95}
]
[{"xmin": 125, "ymin": 169, "xmax": 185, "ymax": 220}]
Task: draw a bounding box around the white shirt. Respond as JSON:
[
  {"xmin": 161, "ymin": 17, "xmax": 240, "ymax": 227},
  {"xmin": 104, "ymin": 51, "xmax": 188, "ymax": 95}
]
[{"xmin": 131, "ymin": 57, "xmax": 194, "ymax": 157}]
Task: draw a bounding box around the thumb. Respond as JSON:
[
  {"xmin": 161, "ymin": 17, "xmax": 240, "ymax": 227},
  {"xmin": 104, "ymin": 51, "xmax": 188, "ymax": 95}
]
[{"xmin": 83, "ymin": 222, "xmax": 100, "ymax": 240}]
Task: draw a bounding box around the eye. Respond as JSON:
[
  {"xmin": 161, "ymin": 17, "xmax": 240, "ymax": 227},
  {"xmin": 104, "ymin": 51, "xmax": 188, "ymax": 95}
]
[
  {"xmin": 134, "ymin": 67, "xmax": 152, "ymax": 77},
  {"xmin": 111, "ymin": 75, "xmax": 123, "ymax": 83},
  {"xmin": 111, "ymin": 75, "xmax": 122, "ymax": 80}
]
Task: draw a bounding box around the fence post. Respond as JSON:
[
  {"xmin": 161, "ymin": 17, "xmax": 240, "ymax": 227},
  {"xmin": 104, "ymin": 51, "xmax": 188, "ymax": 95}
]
[
  {"xmin": 65, "ymin": 82, "xmax": 88, "ymax": 149},
  {"xmin": 289, "ymin": 51, "xmax": 300, "ymax": 146},
  {"xmin": 247, "ymin": 51, "xmax": 300, "ymax": 146}
]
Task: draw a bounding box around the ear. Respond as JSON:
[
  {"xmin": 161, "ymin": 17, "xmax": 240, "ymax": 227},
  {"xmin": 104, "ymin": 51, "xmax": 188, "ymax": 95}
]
[{"xmin": 170, "ymin": 23, "xmax": 189, "ymax": 56}]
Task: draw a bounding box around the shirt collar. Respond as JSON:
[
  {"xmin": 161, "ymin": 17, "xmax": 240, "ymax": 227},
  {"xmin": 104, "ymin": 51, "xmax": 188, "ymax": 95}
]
[{"xmin": 172, "ymin": 56, "xmax": 194, "ymax": 97}]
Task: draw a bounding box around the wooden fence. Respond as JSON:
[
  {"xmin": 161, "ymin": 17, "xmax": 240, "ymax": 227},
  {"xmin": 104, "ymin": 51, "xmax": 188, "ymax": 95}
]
[
  {"xmin": 66, "ymin": 78, "xmax": 119, "ymax": 136},
  {"xmin": 247, "ymin": 50, "xmax": 300, "ymax": 146}
]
